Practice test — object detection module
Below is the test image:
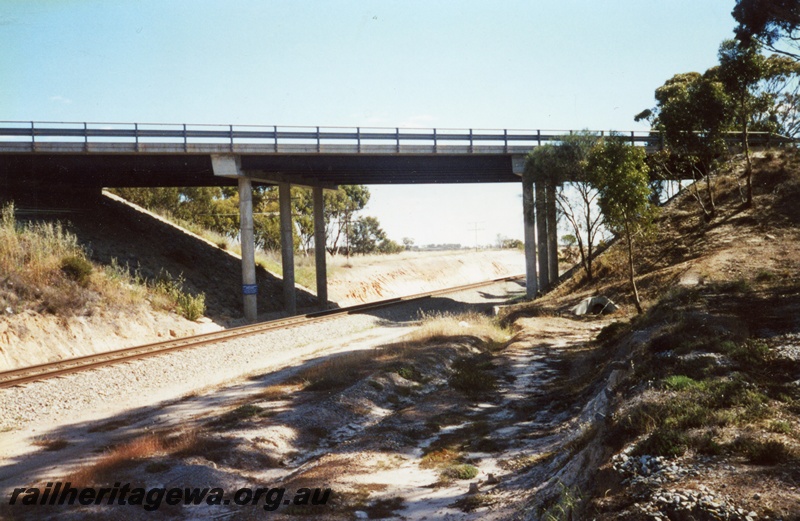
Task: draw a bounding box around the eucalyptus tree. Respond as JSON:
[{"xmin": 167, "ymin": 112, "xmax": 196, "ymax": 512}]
[
  {"xmin": 552, "ymin": 132, "xmax": 605, "ymax": 281},
  {"xmin": 717, "ymin": 39, "xmax": 800, "ymax": 205},
  {"xmin": 636, "ymin": 71, "xmax": 733, "ymax": 220},
  {"xmin": 524, "ymin": 133, "xmax": 607, "ymax": 281},
  {"xmin": 588, "ymin": 137, "xmax": 655, "ymax": 314},
  {"xmin": 323, "ymin": 185, "xmax": 370, "ymax": 256}
]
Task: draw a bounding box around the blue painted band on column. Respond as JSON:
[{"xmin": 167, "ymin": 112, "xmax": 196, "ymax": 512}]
[{"xmin": 242, "ymin": 284, "xmax": 258, "ymax": 295}]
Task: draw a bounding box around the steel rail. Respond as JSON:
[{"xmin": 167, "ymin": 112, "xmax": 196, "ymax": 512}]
[{"xmin": 0, "ymin": 274, "xmax": 524, "ymax": 389}]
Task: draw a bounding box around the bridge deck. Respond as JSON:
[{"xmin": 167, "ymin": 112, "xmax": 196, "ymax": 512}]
[{"xmin": 0, "ymin": 122, "xmax": 790, "ymax": 188}]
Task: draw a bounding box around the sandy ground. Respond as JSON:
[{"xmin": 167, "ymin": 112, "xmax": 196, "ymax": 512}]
[
  {"xmin": 0, "ymin": 307, "xmax": 219, "ymax": 372},
  {"xmin": 0, "ymin": 280, "xmax": 555, "ymax": 520},
  {"xmin": 327, "ymin": 249, "xmax": 525, "ymax": 306},
  {"xmin": 0, "ymin": 298, "xmax": 608, "ymax": 521}
]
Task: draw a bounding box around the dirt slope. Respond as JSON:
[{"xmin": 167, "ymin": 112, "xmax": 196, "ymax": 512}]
[{"xmin": 503, "ymin": 150, "xmax": 800, "ymax": 519}]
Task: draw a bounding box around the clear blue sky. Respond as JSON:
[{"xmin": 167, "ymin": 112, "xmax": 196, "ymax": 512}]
[{"xmin": 1, "ymin": 1, "xmax": 739, "ymax": 246}]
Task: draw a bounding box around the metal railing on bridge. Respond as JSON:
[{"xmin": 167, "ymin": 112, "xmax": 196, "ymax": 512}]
[{"xmin": 0, "ymin": 121, "xmax": 792, "ymax": 154}]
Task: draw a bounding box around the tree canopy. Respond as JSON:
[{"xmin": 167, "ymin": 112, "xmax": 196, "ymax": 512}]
[
  {"xmin": 733, "ymin": 0, "xmax": 800, "ymax": 59},
  {"xmin": 324, "ymin": 185, "xmax": 370, "ymax": 256}
]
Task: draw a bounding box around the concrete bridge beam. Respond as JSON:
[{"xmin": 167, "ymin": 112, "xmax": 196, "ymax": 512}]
[
  {"xmin": 313, "ymin": 186, "xmax": 328, "ymax": 309},
  {"xmin": 279, "ymin": 183, "xmax": 297, "ymax": 316},
  {"xmin": 522, "ymin": 178, "xmax": 538, "ymax": 298}
]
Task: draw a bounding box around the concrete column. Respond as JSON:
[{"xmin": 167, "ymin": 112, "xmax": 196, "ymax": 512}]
[
  {"xmin": 238, "ymin": 177, "xmax": 257, "ymax": 323},
  {"xmin": 522, "ymin": 178, "xmax": 538, "ymax": 299},
  {"xmin": 546, "ymin": 180, "xmax": 559, "ymax": 286},
  {"xmin": 313, "ymin": 186, "xmax": 328, "ymax": 309},
  {"xmin": 535, "ymin": 181, "xmax": 549, "ymax": 291},
  {"xmin": 279, "ymin": 183, "xmax": 296, "ymax": 315}
]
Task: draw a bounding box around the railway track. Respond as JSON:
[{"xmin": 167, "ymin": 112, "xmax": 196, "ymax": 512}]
[{"xmin": 0, "ymin": 275, "xmax": 523, "ymax": 389}]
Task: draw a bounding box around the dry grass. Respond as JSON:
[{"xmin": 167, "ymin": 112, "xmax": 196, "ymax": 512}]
[
  {"xmin": 256, "ymin": 382, "xmax": 305, "ymax": 401},
  {"xmin": 0, "ymin": 203, "xmax": 102, "ymax": 315},
  {"xmin": 0, "ymin": 203, "xmax": 204, "ymax": 319},
  {"xmin": 31, "ymin": 437, "xmax": 70, "ymax": 452},
  {"xmin": 419, "ymin": 447, "xmax": 479, "ymax": 482},
  {"xmin": 292, "ymin": 312, "xmax": 509, "ymax": 394},
  {"xmin": 405, "ymin": 311, "xmax": 511, "ymax": 350},
  {"xmin": 0, "ymin": 203, "xmax": 84, "ymax": 284},
  {"xmin": 65, "ymin": 430, "xmax": 200, "ymax": 486},
  {"xmin": 293, "ymin": 350, "xmax": 380, "ymax": 392}
]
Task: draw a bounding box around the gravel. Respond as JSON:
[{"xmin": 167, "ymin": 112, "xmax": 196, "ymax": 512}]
[
  {"xmin": 0, "ymin": 280, "xmax": 520, "ymax": 433},
  {"xmin": 611, "ymin": 451, "xmax": 767, "ymax": 520}
]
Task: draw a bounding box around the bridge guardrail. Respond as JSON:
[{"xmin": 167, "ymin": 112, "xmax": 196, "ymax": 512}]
[{"xmin": 0, "ymin": 121, "xmax": 791, "ymax": 153}]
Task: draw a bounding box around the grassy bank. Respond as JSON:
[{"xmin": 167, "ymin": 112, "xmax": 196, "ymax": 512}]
[{"xmin": 0, "ymin": 203, "xmax": 205, "ymax": 320}]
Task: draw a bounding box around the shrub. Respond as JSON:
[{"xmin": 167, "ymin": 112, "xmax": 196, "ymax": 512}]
[
  {"xmin": 441, "ymin": 463, "xmax": 478, "ymax": 480},
  {"xmin": 60, "ymin": 255, "xmax": 93, "ymax": 285},
  {"xmin": 755, "ymin": 269, "xmax": 776, "ymax": 283},
  {"xmin": 153, "ymin": 271, "xmax": 206, "ymax": 320},
  {"xmin": 207, "ymin": 404, "xmax": 265, "ymax": 429},
  {"xmin": 690, "ymin": 431, "xmax": 724, "ymax": 455},
  {"xmin": 721, "ymin": 339, "xmax": 771, "ymax": 366},
  {"xmin": 295, "ymin": 350, "xmax": 376, "ymax": 392},
  {"xmin": 634, "ymin": 427, "xmax": 688, "ymax": 458},
  {"xmin": 449, "ymin": 356, "xmax": 497, "ymax": 397},
  {"xmin": 540, "ymin": 483, "xmax": 582, "ymax": 521},
  {"xmin": 770, "ymin": 420, "xmax": 792, "ymax": 435},
  {"xmin": 395, "ymin": 365, "xmax": 425, "ymax": 383},
  {"xmin": 733, "ymin": 437, "xmax": 795, "ymax": 465},
  {"xmin": 662, "ymin": 375, "xmax": 701, "ymax": 391},
  {"xmin": 176, "ymin": 291, "xmax": 205, "ymax": 321},
  {"xmin": 596, "ymin": 321, "xmax": 629, "ymax": 344}
]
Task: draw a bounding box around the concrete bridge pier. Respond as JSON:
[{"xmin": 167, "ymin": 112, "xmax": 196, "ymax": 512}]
[
  {"xmin": 212, "ymin": 154, "xmax": 329, "ymax": 319},
  {"xmin": 238, "ymin": 176, "xmax": 258, "ymax": 322},
  {"xmin": 531, "ymin": 178, "xmax": 559, "ymax": 294},
  {"xmin": 279, "ymin": 183, "xmax": 297, "ymax": 315},
  {"xmin": 313, "ymin": 186, "xmax": 328, "ymax": 309},
  {"xmin": 522, "ymin": 176, "xmax": 538, "ymax": 299},
  {"xmin": 546, "ymin": 181, "xmax": 559, "ymax": 286},
  {"xmin": 535, "ymin": 181, "xmax": 550, "ymax": 291}
]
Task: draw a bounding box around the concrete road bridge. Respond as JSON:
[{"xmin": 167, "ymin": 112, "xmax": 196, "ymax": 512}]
[{"xmin": 0, "ymin": 121, "xmax": 788, "ymax": 320}]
